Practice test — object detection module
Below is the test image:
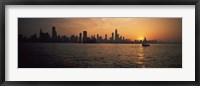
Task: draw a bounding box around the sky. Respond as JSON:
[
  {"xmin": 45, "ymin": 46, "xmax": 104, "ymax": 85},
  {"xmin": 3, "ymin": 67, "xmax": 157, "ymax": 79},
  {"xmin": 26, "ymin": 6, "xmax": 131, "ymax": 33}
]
[{"xmin": 18, "ymin": 18, "xmax": 182, "ymax": 42}]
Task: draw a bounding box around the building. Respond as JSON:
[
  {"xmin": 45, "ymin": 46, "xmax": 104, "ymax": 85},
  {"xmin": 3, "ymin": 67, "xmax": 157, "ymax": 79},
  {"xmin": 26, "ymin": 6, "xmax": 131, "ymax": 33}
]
[
  {"xmin": 105, "ymin": 34, "xmax": 107, "ymax": 40},
  {"xmin": 52, "ymin": 26, "xmax": 57, "ymax": 41},
  {"xmin": 89, "ymin": 35, "xmax": 96, "ymax": 43},
  {"xmin": 70, "ymin": 35, "xmax": 78, "ymax": 43},
  {"xmin": 29, "ymin": 33, "xmax": 37, "ymax": 42},
  {"xmin": 79, "ymin": 33, "xmax": 82, "ymax": 43},
  {"xmin": 96, "ymin": 34, "xmax": 100, "ymax": 42},
  {"xmin": 39, "ymin": 28, "xmax": 50, "ymax": 42},
  {"xmin": 111, "ymin": 32, "xmax": 114, "ymax": 40},
  {"xmin": 115, "ymin": 29, "xmax": 118, "ymax": 41},
  {"xmin": 83, "ymin": 31, "xmax": 87, "ymax": 43},
  {"xmin": 61, "ymin": 36, "xmax": 69, "ymax": 43}
]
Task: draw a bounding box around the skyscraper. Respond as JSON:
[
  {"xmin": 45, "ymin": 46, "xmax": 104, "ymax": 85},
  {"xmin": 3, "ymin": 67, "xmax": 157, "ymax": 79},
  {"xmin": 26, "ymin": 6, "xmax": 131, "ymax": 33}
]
[
  {"xmin": 83, "ymin": 31, "xmax": 87, "ymax": 43},
  {"xmin": 105, "ymin": 34, "xmax": 107, "ymax": 40},
  {"xmin": 39, "ymin": 28, "xmax": 50, "ymax": 42},
  {"xmin": 79, "ymin": 33, "xmax": 82, "ymax": 43},
  {"xmin": 115, "ymin": 29, "xmax": 117, "ymax": 41},
  {"xmin": 112, "ymin": 32, "xmax": 114, "ymax": 40},
  {"xmin": 97, "ymin": 34, "xmax": 100, "ymax": 42},
  {"xmin": 52, "ymin": 26, "xmax": 57, "ymax": 41},
  {"xmin": 115, "ymin": 29, "xmax": 119, "ymax": 42}
]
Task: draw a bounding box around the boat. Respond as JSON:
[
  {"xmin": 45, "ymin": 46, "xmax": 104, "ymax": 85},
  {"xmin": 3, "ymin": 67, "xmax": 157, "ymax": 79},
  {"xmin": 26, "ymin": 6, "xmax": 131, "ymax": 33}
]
[{"xmin": 142, "ymin": 37, "xmax": 150, "ymax": 46}]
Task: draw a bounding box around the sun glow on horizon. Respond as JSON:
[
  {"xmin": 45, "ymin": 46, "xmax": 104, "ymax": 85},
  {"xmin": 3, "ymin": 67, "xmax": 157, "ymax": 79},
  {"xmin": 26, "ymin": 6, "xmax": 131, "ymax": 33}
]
[{"xmin": 139, "ymin": 37, "xmax": 144, "ymax": 41}]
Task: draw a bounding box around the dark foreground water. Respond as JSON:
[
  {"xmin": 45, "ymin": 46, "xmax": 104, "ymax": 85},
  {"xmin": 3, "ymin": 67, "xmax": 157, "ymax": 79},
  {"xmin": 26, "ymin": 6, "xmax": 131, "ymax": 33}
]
[{"xmin": 18, "ymin": 43, "xmax": 182, "ymax": 68}]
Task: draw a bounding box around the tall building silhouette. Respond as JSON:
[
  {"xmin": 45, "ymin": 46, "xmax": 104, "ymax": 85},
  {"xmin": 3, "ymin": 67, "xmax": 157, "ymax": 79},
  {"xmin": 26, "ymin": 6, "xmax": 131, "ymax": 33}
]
[
  {"xmin": 83, "ymin": 31, "xmax": 87, "ymax": 43},
  {"xmin": 115, "ymin": 29, "xmax": 119, "ymax": 42},
  {"xmin": 115, "ymin": 29, "xmax": 117, "ymax": 40},
  {"xmin": 39, "ymin": 28, "xmax": 50, "ymax": 42},
  {"xmin": 79, "ymin": 33, "xmax": 82, "ymax": 43},
  {"xmin": 52, "ymin": 26, "xmax": 57, "ymax": 41},
  {"xmin": 105, "ymin": 34, "xmax": 107, "ymax": 40},
  {"xmin": 97, "ymin": 34, "xmax": 99, "ymax": 39},
  {"xmin": 97, "ymin": 34, "xmax": 99, "ymax": 41},
  {"xmin": 111, "ymin": 32, "xmax": 114, "ymax": 40}
]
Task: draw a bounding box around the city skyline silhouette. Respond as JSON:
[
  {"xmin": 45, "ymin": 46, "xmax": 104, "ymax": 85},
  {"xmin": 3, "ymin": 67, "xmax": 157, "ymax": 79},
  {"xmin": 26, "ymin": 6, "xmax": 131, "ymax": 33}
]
[
  {"xmin": 19, "ymin": 26, "xmax": 181, "ymax": 44},
  {"xmin": 18, "ymin": 26, "xmax": 182, "ymax": 44},
  {"xmin": 18, "ymin": 18, "xmax": 182, "ymax": 42}
]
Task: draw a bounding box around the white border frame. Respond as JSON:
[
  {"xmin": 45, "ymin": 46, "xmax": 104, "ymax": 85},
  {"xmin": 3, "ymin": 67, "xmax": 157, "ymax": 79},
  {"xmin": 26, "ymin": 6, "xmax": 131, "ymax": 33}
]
[{"xmin": 5, "ymin": 5, "xmax": 195, "ymax": 81}]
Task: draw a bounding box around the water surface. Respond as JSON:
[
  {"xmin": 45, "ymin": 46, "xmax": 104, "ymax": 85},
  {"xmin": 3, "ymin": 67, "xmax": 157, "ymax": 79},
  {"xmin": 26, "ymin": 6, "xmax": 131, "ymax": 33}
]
[{"xmin": 18, "ymin": 43, "xmax": 182, "ymax": 68}]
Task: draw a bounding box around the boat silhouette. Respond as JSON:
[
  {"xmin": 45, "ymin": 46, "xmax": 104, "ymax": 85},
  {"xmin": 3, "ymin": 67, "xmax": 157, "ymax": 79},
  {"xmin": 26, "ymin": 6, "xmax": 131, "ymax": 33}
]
[{"xmin": 142, "ymin": 37, "xmax": 150, "ymax": 46}]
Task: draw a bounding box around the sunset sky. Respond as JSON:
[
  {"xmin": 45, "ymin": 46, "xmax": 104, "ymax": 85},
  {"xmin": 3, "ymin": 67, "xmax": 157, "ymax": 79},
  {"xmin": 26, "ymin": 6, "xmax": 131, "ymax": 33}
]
[{"xmin": 18, "ymin": 18, "xmax": 182, "ymax": 42}]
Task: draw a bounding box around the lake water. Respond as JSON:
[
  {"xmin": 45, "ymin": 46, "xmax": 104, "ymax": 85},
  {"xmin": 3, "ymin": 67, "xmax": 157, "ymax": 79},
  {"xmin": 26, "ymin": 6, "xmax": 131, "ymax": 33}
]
[{"xmin": 18, "ymin": 43, "xmax": 182, "ymax": 68}]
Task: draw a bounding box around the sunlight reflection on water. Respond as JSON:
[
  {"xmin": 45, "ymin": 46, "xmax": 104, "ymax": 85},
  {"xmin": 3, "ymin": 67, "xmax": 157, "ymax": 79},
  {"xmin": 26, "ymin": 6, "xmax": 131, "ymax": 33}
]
[{"xmin": 136, "ymin": 46, "xmax": 145, "ymax": 67}]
